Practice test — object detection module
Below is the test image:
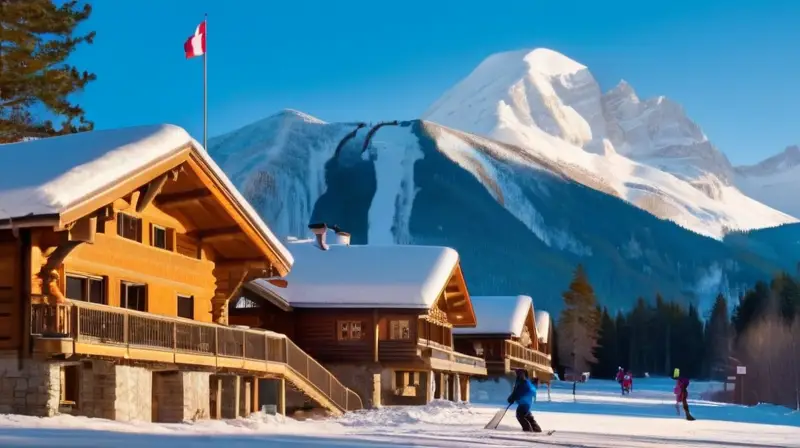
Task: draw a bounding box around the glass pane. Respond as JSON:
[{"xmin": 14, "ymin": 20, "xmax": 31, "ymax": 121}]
[
  {"xmin": 88, "ymin": 278, "xmax": 105, "ymax": 304},
  {"xmin": 65, "ymin": 276, "xmax": 86, "ymax": 301},
  {"xmin": 153, "ymin": 227, "xmax": 166, "ymax": 249},
  {"xmin": 177, "ymin": 295, "xmax": 194, "ymax": 319},
  {"xmin": 131, "ymin": 286, "xmax": 146, "ymax": 311}
]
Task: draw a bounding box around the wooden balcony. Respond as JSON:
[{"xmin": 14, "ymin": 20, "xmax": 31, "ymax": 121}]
[
  {"xmin": 503, "ymin": 339, "xmax": 553, "ymax": 377},
  {"xmin": 30, "ymin": 300, "xmax": 363, "ymax": 414},
  {"xmin": 418, "ymin": 338, "xmax": 487, "ymax": 377}
]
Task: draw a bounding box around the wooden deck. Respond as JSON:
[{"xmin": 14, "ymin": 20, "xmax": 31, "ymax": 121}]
[
  {"xmin": 503, "ymin": 340, "xmax": 553, "ymax": 379},
  {"xmin": 418, "ymin": 338, "xmax": 488, "ymax": 377},
  {"xmin": 30, "ymin": 299, "xmax": 363, "ymax": 415}
]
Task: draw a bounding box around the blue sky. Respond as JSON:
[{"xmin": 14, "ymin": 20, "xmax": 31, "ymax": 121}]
[{"xmin": 70, "ymin": 0, "xmax": 798, "ymax": 164}]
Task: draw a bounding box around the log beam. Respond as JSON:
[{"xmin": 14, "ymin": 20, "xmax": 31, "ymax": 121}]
[
  {"xmin": 197, "ymin": 226, "xmax": 242, "ymax": 243},
  {"xmin": 156, "ymin": 189, "xmax": 211, "ymax": 209},
  {"xmin": 136, "ymin": 173, "xmax": 170, "ymax": 213},
  {"xmin": 67, "ymin": 216, "xmax": 96, "ymax": 244}
]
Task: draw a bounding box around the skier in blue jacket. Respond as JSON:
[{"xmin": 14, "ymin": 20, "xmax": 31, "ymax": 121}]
[{"xmin": 507, "ymin": 369, "xmax": 542, "ymax": 432}]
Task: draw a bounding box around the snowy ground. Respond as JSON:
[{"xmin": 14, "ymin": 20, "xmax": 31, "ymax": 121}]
[{"xmin": 1, "ymin": 378, "xmax": 798, "ymax": 447}]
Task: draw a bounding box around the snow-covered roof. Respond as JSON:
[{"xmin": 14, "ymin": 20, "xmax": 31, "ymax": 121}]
[
  {"xmin": 453, "ymin": 295, "xmax": 532, "ymax": 337},
  {"xmin": 249, "ymin": 239, "xmax": 460, "ymax": 308},
  {"xmin": 535, "ymin": 310, "xmax": 551, "ymax": 344},
  {"xmin": 0, "ymin": 124, "xmax": 293, "ymax": 265}
]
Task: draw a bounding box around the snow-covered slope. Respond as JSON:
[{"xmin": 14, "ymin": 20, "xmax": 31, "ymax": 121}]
[
  {"xmin": 2, "ymin": 378, "xmax": 798, "ymax": 447},
  {"xmin": 209, "ymin": 111, "xmax": 800, "ymax": 313},
  {"xmin": 423, "ymin": 48, "xmax": 796, "ymax": 237},
  {"xmin": 736, "ymin": 146, "xmax": 800, "ymax": 218}
]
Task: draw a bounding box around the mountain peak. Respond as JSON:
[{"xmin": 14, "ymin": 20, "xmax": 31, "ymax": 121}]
[
  {"xmin": 738, "ymin": 144, "xmax": 800, "ymax": 177},
  {"xmin": 521, "ymin": 48, "xmax": 587, "ymax": 76},
  {"xmin": 269, "ymin": 109, "xmax": 326, "ymax": 124}
]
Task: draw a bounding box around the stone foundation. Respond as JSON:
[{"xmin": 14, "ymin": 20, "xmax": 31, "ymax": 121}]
[
  {"xmin": 77, "ymin": 360, "xmax": 152, "ymax": 421},
  {"xmin": 325, "ymin": 363, "xmax": 381, "ymax": 408},
  {"xmin": 219, "ymin": 375, "xmax": 241, "ymax": 419},
  {"xmin": 0, "ymin": 355, "xmax": 60, "ymax": 416},
  {"xmin": 153, "ymin": 371, "xmax": 210, "ymax": 422}
]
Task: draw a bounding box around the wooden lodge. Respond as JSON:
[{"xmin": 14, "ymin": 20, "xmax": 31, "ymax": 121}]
[
  {"xmin": 453, "ymin": 295, "xmax": 554, "ymax": 382},
  {"xmin": 231, "ymin": 225, "xmax": 488, "ymax": 408},
  {"xmin": 0, "ymin": 125, "xmax": 361, "ymax": 422}
]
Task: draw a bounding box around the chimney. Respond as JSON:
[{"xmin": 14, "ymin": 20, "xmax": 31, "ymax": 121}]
[
  {"xmin": 331, "ymin": 224, "xmax": 351, "ymax": 246},
  {"xmin": 308, "ymin": 222, "xmax": 328, "ymax": 251}
]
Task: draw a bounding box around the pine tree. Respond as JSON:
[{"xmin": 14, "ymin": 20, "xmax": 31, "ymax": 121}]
[
  {"xmin": 593, "ymin": 307, "xmax": 618, "ymax": 379},
  {"xmin": 0, "ymin": 1, "xmax": 96, "ymax": 142},
  {"xmin": 705, "ymin": 294, "xmax": 731, "ymax": 380},
  {"xmin": 557, "ymin": 264, "xmax": 601, "ymax": 375},
  {"xmin": 615, "ymin": 311, "xmax": 630, "ymax": 370}
]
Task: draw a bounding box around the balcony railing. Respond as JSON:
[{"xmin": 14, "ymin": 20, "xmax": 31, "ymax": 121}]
[
  {"xmin": 418, "ymin": 338, "xmax": 486, "ymax": 369},
  {"xmin": 504, "ymin": 339, "xmax": 553, "ymax": 373},
  {"xmin": 30, "ymin": 299, "xmax": 363, "ymax": 412}
]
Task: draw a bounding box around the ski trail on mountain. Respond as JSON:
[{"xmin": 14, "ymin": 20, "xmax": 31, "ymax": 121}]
[{"xmin": 367, "ymin": 125, "xmax": 423, "ymax": 245}]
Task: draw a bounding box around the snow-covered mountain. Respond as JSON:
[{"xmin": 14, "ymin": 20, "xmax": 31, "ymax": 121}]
[
  {"xmin": 735, "ymin": 146, "xmax": 800, "ymax": 218},
  {"xmin": 423, "ymin": 48, "xmax": 796, "ymax": 237},
  {"xmin": 209, "ymin": 110, "xmax": 800, "ymax": 314},
  {"xmin": 207, "ymin": 47, "xmax": 800, "ymax": 313}
]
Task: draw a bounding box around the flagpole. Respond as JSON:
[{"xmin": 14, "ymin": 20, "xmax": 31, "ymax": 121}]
[{"xmin": 203, "ymin": 13, "xmax": 208, "ymax": 150}]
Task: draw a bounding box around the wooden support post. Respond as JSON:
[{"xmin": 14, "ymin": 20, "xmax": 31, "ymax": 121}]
[
  {"xmin": 251, "ymin": 377, "xmax": 259, "ymax": 414},
  {"xmin": 214, "ymin": 376, "xmax": 222, "ymax": 420},
  {"xmin": 373, "ymin": 309, "xmax": 379, "ymax": 363},
  {"xmin": 277, "ymin": 378, "xmax": 286, "ymax": 416},
  {"xmin": 462, "ymin": 375, "xmax": 471, "ymax": 402},
  {"xmin": 234, "ymin": 375, "xmax": 241, "ymax": 418}
]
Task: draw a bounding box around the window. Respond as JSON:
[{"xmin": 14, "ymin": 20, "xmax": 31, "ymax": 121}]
[
  {"xmin": 60, "ymin": 365, "xmax": 79, "ymax": 405},
  {"xmin": 151, "ymin": 225, "xmax": 167, "ymax": 250},
  {"xmin": 337, "ymin": 321, "xmax": 363, "ymax": 340},
  {"xmin": 234, "ymin": 297, "xmax": 260, "ymax": 309},
  {"xmin": 65, "ymin": 274, "xmax": 106, "ymax": 304},
  {"xmin": 120, "ymin": 281, "xmax": 147, "ymax": 311},
  {"xmin": 177, "ymin": 295, "xmax": 194, "ymax": 319},
  {"xmin": 116, "ymin": 213, "xmax": 142, "ymax": 242},
  {"xmin": 390, "ymin": 320, "xmax": 411, "ymax": 340}
]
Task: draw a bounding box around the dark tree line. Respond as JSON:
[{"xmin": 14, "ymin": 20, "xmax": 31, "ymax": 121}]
[
  {"xmin": 732, "ymin": 273, "xmax": 800, "ymax": 408},
  {"xmin": 591, "ymin": 294, "xmax": 720, "ymax": 381}
]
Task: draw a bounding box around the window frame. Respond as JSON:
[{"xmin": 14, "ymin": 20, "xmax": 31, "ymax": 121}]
[
  {"xmin": 65, "ymin": 273, "xmax": 107, "ymax": 305},
  {"xmin": 151, "ymin": 224, "xmax": 168, "ymax": 250},
  {"xmin": 389, "ymin": 319, "xmax": 411, "ymax": 340},
  {"xmin": 120, "ymin": 281, "xmax": 147, "ymax": 312},
  {"xmin": 116, "ymin": 213, "xmax": 142, "ymax": 242},
  {"xmin": 337, "ymin": 320, "xmax": 363, "ymax": 341},
  {"xmin": 177, "ymin": 294, "xmax": 195, "ymax": 319}
]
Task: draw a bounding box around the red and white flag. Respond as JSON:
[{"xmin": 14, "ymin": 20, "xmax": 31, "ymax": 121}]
[{"xmin": 184, "ymin": 21, "xmax": 206, "ymax": 58}]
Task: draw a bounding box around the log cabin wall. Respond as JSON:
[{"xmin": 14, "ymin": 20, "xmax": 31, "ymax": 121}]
[
  {"xmin": 377, "ymin": 311, "xmax": 419, "ymax": 362},
  {"xmin": 228, "ymin": 291, "xmax": 295, "ymax": 339},
  {"xmin": 290, "ymin": 309, "xmax": 421, "ymax": 364},
  {"xmin": 0, "ymin": 230, "xmax": 21, "ymax": 349},
  {"xmin": 57, "ymin": 200, "xmax": 217, "ymax": 322},
  {"xmin": 293, "ymin": 309, "xmax": 375, "ymax": 363}
]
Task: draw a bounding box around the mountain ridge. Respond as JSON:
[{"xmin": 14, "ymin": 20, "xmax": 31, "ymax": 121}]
[{"xmin": 208, "ymin": 111, "xmax": 800, "ymax": 314}]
